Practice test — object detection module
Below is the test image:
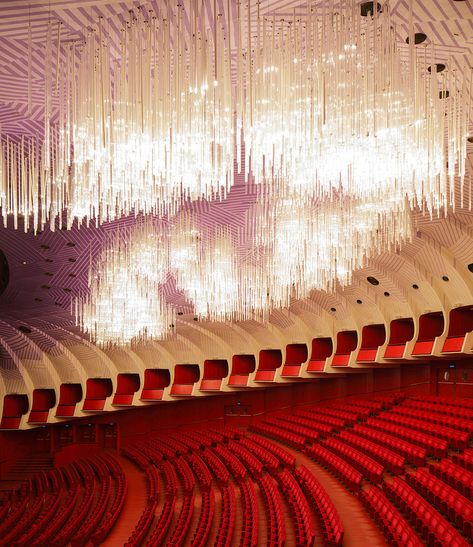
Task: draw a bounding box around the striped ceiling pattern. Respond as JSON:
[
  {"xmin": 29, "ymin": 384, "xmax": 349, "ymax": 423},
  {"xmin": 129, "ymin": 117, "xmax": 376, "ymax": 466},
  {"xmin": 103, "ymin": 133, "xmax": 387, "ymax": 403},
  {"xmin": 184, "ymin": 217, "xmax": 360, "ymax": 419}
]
[{"xmin": 0, "ymin": 0, "xmax": 472, "ymax": 135}]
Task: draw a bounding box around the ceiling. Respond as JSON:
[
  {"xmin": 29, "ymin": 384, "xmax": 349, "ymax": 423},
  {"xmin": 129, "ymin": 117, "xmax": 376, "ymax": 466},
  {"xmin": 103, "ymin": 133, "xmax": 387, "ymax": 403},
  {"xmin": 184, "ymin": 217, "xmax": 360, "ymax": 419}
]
[{"xmin": 0, "ymin": 0, "xmax": 473, "ymax": 428}]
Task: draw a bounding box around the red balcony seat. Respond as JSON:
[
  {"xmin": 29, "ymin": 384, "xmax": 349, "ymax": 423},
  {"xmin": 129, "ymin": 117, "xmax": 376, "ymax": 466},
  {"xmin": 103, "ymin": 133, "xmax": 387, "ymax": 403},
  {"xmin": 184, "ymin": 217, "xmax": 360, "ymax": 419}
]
[
  {"xmin": 140, "ymin": 389, "xmax": 164, "ymax": 400},
  {"xmin": 442, "ymin": 307, "xmax": 473, "ymax": 353},
  {"xmin": 255, "ymin": 370, "xmax": 275, "ymax": 382},
  {"xmin": 170, "ymin": 384, "xmax": 194, "ymax": 396},
  {"xmin": 384, "ymin": 318, "xmax": 414, "ymax": 359},
  {"xmin": 227, "ymin": 374, "xmax": 249, "ymax": 386},
  {"xmin": 412, "ymin": 312, "xmax": 444, "ymax": 356},
  {"xmin": 200, "ymin": 379, "xmax": 222, "ymax": 391},
  {"xmin": 281, "ymin": 364, "xmax": 301, "ymax": 376}
]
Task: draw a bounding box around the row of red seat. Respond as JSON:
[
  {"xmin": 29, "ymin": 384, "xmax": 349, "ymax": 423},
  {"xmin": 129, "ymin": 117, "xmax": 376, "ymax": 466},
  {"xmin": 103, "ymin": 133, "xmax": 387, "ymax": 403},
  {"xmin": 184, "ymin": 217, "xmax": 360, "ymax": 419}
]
[
  {"xmin": 146, "ymin": 497, "xmax": 176, "ymax": 545},
  {"xmin": 295, "ymin": 465, "xmax": 343, "ymax": 546},
  {"xmin": 247, "ymin": 433, "xmax": 296, "ymax": 467},
  {"xmin": 54, "ymin": 460, "xmax": 97, "ymax": 546},
  {"xmin": 391, "ymin": 404, "xmax": 473, "ymax": 434},
  {"xmin": 360, "ymin": 486, "xmax": 423, "ymax": 547},
  {"xmin": 378, "ymin": 411, "xmax": 469, "ymax": 449},
  {"xmin": 214, "ymin": 444, "xmax": 247, "ymax": 481},
  {"xmin": 174, "ymin": 456, "xmax": 196, "ymax": 493},
  {"xmin": 365, "ymin": 417, "xmax": 448, "ymax": 458},
  {"xmin": 277, "ymin": 469, "xmax": 315, "ymax": 546},
  {"xmin": 451, "ymin": 448, "xmax": 473, "ymax": 472},
  {"xmin": 238, "ymin": 436, "xmax": 280, "ymax": 472},
  {"xmin": 322, "ymin": 437, "xmax": 385, "ymax": 483},
  {"xmin": 215, "ymin": 484, "xmax": 237, "ymax": 547},
  {"xmin": 338, "ymin": 430, "xmax": 405, "ymax": 475},
  {"xmin": 297, "ymin": 409, "xmax": 346, "ymax": 429},
  {"xmin": 172, "ymin": 432, "xmax": 202, "ymax": 451},
  {"xmin": 403, "ymin": 398, "xmax": 473, "ymax": 420},
  {"xmin": 345, "ymin": 398, "xmax": 387, "ymax": 411},
  {"xmin": 201, "ymin": 448, "xmax": 230, "ymax": 484},
  {"xmin": 238, "ymin": 480, "xmax": 259, "ymax": 547},
  {"xmin": 72, "ymin": 458, "xmax": 113, "ymax": 546},
  {"xmin": 257, "ymin": 474, "xmax": 286, "ymax": 546},
  {"xmin": 187, "ymin": 452, "xmax": 213, "ymax": 491},
  {"xmin": 277, "ymin": 413, "xmax": 334, "ymax": 436},
  {"xmin": 309, "ymin": 405, "xmax": 362, "ymax": 424},
  {"xmin": 306, "ymin": 444, "xmax": 363, "ymax": 492},
  {"xmin": 228, "ymin": 440, "xmax": 264, "ymax": 477},
  {"xmin": 191, "ymin": 490, "xmax": 214, "ymax": 547},
  {"xmin": 413, "ymin": 395, "xmax": 473, "ymax": 410},
  {"xmin": 263, "ymin": 416, "xmax": 320, "ymax": 442},
  {"xmin": 328, "ymin": 403, "xmax": 372, "ymax": 419},
  {"xmin": 166, "ymin": 491, "xmax": 195, "ymax": 546},
  {"xmin": 384, "ymin": 477, "xmax": 468, "ymax": 547},
  {"xmin": 179, "ymin": 429, "xmax": 213, "ymax": 448},
  {"xmin": 406, "ymin": 468, "xmax": 473, "ymax": 539},
  {"xmin": 122, "ymin": 450, "xmax": 159, "ymax": 547},
  {"xmin": 250, "ymin": 422, "xmax": 306, "ymax": 449},
  {"xmin": 429, "ymin": 460, "xmax": 473, "ymax": 502},
  {"xmin": 353, "ymin": 424, "xmax": 426, "ymax": 466}
]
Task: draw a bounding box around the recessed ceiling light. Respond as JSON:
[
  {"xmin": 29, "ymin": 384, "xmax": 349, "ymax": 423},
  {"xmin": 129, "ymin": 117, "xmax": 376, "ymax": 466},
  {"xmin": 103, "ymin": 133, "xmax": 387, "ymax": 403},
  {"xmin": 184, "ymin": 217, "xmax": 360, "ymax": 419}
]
[
  {"xmin": 17, "ymin": 325, "xmax": 32, "ymax": 334},
  {"xmin": 442, "ymin": 275, "xmax": 449, "ymax": 282},
  {"xmin": 467, "ymin": 137, "xmax": 473, "ymax": 144},
  {"xmin": 356, "ymin": 299, "xmax": 363, "ymax": 304},
  {"xmin": 439, "ymin": 90, "xmax": 450, "ymax": 99},
  {"xmin": 412, "ymin": 284, "xmax": 419, "ymax": 289},
  {"xmin": 177, "ymin": 312, "xmax": 183, "ymax": 316},
  {"xmin": 360, "ymin": 2, "xmax": 382, "ymax": 16},
  {"xmin": 427, "ymin": 63, "xmax": 446, "ymax": 74},
  {"xmin": 384, "ymin": 291, "xmax": 390, "ymax": 297},
  {"xmin": 40, "ymin": 244, "xmax": 50, "ymax": 250},
  {"xmin": 68, "ymin": 258, "xmax": 77, "ymax": 263},
  {"xmin": 367, "ymin": 276, "xmax": 379, "ymax": 286},
  {"xmin": 468, "ymin": 263, "xmax": 473, "ymax": 273},
  {"xmin": 405, "ymin": 32, "xmax": 427, "ymax": 45},
  {"xmin": 330, "ymin": 307, "xmax": 336, "ymax": 312}
]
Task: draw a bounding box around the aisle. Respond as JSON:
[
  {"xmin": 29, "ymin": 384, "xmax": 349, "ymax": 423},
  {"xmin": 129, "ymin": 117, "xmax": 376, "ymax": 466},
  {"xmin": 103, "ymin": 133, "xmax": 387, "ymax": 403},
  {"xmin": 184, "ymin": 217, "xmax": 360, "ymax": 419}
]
[
  {"xmin": 261, "ymin": 437, "xmax": 388, "ymax": 547},
  {"xmin": 102, "ymin": 455, "xmax": 148, "ymax": 546}
]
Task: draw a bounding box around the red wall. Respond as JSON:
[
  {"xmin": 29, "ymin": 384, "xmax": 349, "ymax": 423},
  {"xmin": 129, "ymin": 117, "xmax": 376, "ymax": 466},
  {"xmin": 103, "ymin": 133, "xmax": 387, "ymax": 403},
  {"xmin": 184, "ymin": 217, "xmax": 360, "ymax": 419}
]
[{"xmin": 5, "ymin": 358, "xmax": 473, "ymax": 471}]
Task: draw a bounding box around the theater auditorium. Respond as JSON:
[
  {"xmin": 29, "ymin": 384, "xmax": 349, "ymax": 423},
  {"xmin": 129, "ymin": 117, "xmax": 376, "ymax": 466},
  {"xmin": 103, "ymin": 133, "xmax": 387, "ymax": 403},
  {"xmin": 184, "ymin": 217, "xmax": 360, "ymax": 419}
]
[{"xmin": 1, "ymin": 0, "xmax": 473, "ymax": 545}]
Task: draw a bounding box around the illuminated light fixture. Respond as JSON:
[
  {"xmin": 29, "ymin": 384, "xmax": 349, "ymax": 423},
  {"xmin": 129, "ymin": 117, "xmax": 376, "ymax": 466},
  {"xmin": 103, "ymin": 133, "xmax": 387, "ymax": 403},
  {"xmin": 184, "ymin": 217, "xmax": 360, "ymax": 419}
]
[
  {"xmin": 246, "ymin": 0, "xmax": 469, "ymax": 217},
  {"xmin": 75, "ymin": 219, "xmax": 173, "ymax": 346}
]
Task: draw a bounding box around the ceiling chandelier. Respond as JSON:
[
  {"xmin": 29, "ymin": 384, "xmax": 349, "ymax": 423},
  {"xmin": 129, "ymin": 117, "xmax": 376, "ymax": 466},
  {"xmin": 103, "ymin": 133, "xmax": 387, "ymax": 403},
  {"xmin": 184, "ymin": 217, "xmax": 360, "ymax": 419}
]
[
  {"xmin": 247, "ymin": 1, "xmax": 469, "ymax": 214},
  {"xmin": 75, "ymin": 220, "xmax": 173, "ymax": 346},
  {"xmin": 0, "ymin": 0, "xmax": 471, "ymax": 346}
]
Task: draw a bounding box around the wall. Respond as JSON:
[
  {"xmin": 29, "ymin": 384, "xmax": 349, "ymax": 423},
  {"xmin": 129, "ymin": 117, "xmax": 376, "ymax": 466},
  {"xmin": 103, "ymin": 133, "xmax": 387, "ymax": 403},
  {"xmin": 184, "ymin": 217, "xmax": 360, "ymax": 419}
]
[{"xmin": 6, "ymin": 359, "xmax": 473, "ymax": 470}]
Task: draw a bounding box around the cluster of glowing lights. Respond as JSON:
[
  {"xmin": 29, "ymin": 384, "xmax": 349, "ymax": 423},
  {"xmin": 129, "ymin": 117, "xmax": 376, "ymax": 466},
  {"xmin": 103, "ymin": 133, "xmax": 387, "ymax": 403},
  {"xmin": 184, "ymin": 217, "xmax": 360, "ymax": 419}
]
[
  {"xmin": 75, "ymin": 221, "xmax": 173, "ymax": 346},
  {"xmin": 0, "ymin": 0, "xmax": 471, "ymax": 345}
]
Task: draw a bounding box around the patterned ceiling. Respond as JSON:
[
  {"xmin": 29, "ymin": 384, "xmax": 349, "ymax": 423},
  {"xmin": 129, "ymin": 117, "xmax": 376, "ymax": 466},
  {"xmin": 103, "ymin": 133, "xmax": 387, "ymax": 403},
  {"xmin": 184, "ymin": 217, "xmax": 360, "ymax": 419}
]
[{"xmin": 0, "ymin": 0, "xmax": 473, "ymax": 428}]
